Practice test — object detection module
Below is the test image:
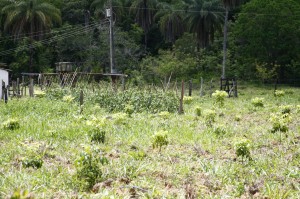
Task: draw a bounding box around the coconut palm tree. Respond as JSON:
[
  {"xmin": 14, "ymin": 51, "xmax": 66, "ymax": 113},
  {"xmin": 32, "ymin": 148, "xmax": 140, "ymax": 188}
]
[
  {"xmin": 130, "ymin": 0, "xmax": 157, "ymax": 49},
  {"xmin": 185, "ymin": 0, "xmax": 224, "ymax": 49},
  {"xmin": 155, "ymin": 2, "xmax": 185, "ymax": 44},
  {"xmin": 221, "ymin": 0, "xmax": 243, "ymax": 78},
  {"xmin": 1, "ymin": 0, "xmax": 61, "ymax": 71}
]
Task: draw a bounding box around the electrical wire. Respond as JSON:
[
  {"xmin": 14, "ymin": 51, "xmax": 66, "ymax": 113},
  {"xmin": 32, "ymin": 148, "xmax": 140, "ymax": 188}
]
[{"xmin": 0, "ymin": 20, "xmax": 110, "ymax": 56}]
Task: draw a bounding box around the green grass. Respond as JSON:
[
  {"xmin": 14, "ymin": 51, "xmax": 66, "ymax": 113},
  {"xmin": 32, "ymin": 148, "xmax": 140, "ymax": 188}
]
[{"xmin": 0, "ymin": 85, "xmax": 299, "ymax": 198}]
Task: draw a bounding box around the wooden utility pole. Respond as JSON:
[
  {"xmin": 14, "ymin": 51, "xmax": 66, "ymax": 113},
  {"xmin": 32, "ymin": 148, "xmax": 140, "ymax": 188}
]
[{"xmin": 108, "ymin": 0, "xmax": 115, "ymax": 74}]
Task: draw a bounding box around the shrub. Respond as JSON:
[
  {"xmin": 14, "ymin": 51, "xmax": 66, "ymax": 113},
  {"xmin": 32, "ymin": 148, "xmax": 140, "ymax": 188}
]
[
  {"xmin": 124, "ymin": 104, "xmax": 134, "ymax": 116},
  {"xmin": 183, "ymin": 96, "xmax": 193, "ymax": 104},
  {"xmin": 204, "ymin": 109, "xmax": 216, "ymax": 127},
  {"xmin": 279, "ymin": 105, "xmax": 292, "ymax": 114},
  {"xmin": 2, "ymin": 119, "xmax": 20, "ymax": 130},
  {"xmin": 63, "ymin": 95, "xmax": 75, "ymax": 103},
  {"xmin": 75, "ymin": 147, "xmax": 108, "ymax": 189},
  {"xmin": 234, "ymin": 114, "xmax": 242, "ymax": 122},
  {"xmin": 152, "ymin": 130, "xmax": 169, "ymax": 152},
  {"xmin": 22, "ymin": 157, "xmax": 43, "ymax": 169},
  {"xmin": 212, "ymin": 90, "xmax": 228, "ymax": 107},
  {"xmin": 274, "ymin": 90, "xmax": 285, "ymax": 97},
  {"xmin": 234, "ymin": 139, "xmax": 251, "ymax": 162},
  {"xmin": 297, "ymin": 105, "xmax": 300, "ymax": 113},
  {"xmin": 90, "ymin": 128, "xmax": 106, "ymax": 144},
  {"xmin": 269, "ymin": 113, "xmax": 291, "ymax": 133},
  {"xmin": 158, "ymin": 111, "xmax": 170, "ymax": 119},
  {"xmin": 8, "ymin": 189, "xmax": 34, "ymax": 199},
  {"xmin": 195, "ymin": 106, "xmax": 202, "ymax": 116},
  {"xmin": 34, "ymin": 90, "xmax": 46, "ymax": 98},
  {"xmin": 212, "ymin": 125, "xmax": 227, "ymax": 137},
  {"xmin": 251, "ymin": 97, "xmax": 264, "ymax": 107}
]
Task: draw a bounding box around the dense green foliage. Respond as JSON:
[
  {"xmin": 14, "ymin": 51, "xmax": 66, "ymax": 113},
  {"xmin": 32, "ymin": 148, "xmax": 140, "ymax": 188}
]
[{"xmin": 0, "ymin": 0, "xmax": 299, "ymax": 81}]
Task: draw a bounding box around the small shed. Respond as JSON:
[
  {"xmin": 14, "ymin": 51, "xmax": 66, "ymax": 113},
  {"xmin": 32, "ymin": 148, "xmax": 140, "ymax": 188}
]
[
  {"xmin": 0, "ymin": 68, "xmax": 9, "ymax": 99},
  {"xmin": 55, "ymin": 62, "xmax": 73, "ymax": 73}
]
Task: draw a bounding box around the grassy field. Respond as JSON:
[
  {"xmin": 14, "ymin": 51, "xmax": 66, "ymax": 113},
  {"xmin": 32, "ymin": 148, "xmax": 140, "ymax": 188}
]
[{"xmin": 0, "ymin": 84, "xmax": 299, "ymax": 198}]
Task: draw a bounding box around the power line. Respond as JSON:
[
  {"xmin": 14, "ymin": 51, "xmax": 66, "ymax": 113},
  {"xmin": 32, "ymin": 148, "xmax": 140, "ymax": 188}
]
[
  {"xmin": 0, "ymin": 20, "xmax": 110, "ymax": 57},
  {"xmin": 112, "ymin": 5, "xmax": 300, "ymax": 17}
]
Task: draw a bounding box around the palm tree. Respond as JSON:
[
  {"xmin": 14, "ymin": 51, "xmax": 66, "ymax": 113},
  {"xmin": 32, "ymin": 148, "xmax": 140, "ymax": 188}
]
[
  {"xmin": 130, "ymin": 0, "xmax": 157, "ymax": 49},
  {"xmin": 184, "ymin": 0, "xmax": 224, "ymax": 49},
  {"xmin": 155, "ymin": 2, "xmax": 185, "ymax": 44},
  {"xmin": 1, "ymin": 0, "xmax": 61, "ymax": 71},
  {"xmin": 221, "ymin": 0, "xmax": 243, "ymax": 78}
]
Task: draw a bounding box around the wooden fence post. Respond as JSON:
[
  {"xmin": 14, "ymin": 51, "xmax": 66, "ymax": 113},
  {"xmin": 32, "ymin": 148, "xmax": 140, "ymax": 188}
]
[
  {"xmin": 189, "ymin": 80, "xmax": 192, "ymax": 96},
  {"xmin": 179, "ymin": 80, "xmax": 184, "ymax": 114},
  {"xmin": 29, "ymin": 78, "xmax": 34, "ymax": 97},
  {"xmin": 80, "ymin": 90, "xmax": 84, "ymax": 114},
  {"xmin": 200, "ymin": 77, "xmax": 204, "ymax": 97}
]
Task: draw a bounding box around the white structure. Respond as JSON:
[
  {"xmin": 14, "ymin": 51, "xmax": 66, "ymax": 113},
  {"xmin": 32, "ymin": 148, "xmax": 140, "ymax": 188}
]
[{"xmin": 0, "ymin": 68, "xmax": 9, "ymax": 99}]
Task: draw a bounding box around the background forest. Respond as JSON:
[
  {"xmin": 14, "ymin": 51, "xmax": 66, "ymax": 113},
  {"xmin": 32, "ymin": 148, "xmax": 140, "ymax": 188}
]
[{"xmin": 0, "ymin": 0, "xmax": 300, "ymax": 83}]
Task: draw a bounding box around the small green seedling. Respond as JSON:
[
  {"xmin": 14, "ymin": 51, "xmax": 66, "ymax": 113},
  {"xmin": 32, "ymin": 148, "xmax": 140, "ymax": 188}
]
[{"xmin": 152, "ymin": 130, "xmax": 169, "ymax": 152}]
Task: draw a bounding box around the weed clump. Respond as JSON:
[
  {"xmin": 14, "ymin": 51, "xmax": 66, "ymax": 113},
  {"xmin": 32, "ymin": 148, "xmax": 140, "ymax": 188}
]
[{"xmin": 2, "ymin": 118, "xmax": 20, "ymax": 130}]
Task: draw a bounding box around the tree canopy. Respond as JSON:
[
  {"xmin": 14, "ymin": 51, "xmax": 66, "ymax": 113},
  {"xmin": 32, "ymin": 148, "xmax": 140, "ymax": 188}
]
[{"xmin": 0, "ymin": 0, "xmax": 299, "ymax": 82}]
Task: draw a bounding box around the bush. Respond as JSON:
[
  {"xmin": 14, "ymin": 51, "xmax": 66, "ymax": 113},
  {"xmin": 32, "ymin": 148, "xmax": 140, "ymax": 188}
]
[
  {"xmin": 212, "ymin": 90, "xmax": 228, "ymax": 107},
  {"xmin": 234, "ymin": 139, "xmax": 251, "ymax": 162},
  {"xmin": 152, "ymin": 130, "xmax": 169, "ymax": 152},
  {"xmin": 274, "ymin": 90, "xmax": 285, "ymax": 97},
  {"xmin": 195, "ymin": 106, "xmax": 202, "ymax": 117},
  {"xmin": 90, "ymin": 128, "xmax": 106, "ymax": 144},
  {"xmin": 279, "ymin": 105, "xmax": 292, "ymax": 114},
  {"xmin": 251, "ymin": 97, "xmax": 264, "ymax": 107},
  {"xmin": 75, "ymin": 147, "xmax": 108, "ymax": 189},
  {"xmin": 22, "ymin": 157, "xmax": 43, "ymax": 169},
  {"xmin": 212, "ymin": 125, "xmax": 227, "ymax": 137},
  {"xmin": 269, "ymin": 113, "xmax": 291, "ymax": 133},
  {"xmin": 204, "ymin": 109, "xmax": 216, "ymax": 127},
  {"xmin": 183, "ymin": 96, "xmax": 193, "ymax": 104},
  {"xmin": 2, "ymin": 119, "xmax": 20, "ymax": 130}
]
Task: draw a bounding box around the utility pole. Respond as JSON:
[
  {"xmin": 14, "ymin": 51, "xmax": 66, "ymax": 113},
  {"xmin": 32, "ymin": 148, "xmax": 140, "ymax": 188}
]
[{"xmin": 107, "ymin": 0, "xmax": 116, "ymax": 74}]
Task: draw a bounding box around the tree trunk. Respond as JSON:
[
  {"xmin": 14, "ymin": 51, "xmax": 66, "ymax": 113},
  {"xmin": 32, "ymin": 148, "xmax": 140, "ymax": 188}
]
[
  {"xmin": 222, "ymin": 6, "xmax": 229, "ymax": 79},
  {"xmin": 29, "ymin": 21, "xmax": 34, "ymax": 72}
]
